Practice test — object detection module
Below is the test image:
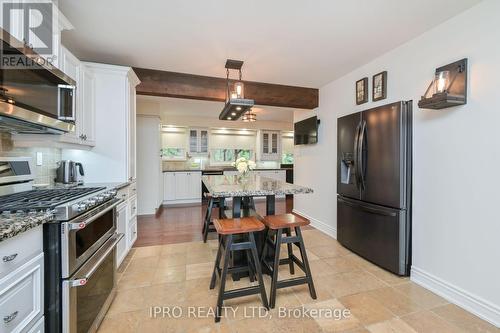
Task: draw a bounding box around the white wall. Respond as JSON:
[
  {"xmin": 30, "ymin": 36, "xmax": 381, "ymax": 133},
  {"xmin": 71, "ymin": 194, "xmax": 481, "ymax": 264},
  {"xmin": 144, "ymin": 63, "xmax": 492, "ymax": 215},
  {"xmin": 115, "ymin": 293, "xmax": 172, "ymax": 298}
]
[{"xmin": 294, "ymin": 0, "xmax": 500, "ymax": 326}]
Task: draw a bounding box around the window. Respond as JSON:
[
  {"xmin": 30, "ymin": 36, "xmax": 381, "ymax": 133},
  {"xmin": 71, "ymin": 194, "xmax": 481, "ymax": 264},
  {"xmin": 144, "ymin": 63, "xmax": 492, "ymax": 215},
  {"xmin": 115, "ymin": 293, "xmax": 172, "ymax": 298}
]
[
  {"xmin": 211, "ymin": 149, "xmax": 253, "ymax": 164},
  {"xmin": 282, "ymin": 153, "xmax": 294, "ymax": 164},
  {"xmin": 161, "ymin": 148, "xmax": 186, "ymax": 160}
]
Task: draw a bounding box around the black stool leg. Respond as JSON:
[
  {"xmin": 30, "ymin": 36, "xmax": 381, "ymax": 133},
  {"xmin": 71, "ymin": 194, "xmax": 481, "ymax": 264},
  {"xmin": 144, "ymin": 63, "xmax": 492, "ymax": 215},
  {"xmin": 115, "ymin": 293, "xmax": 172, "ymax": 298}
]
[
  {"xmin": 295, "ymin": 227, "xmax": 317, "ymax": 300},
  {"xmin": 269, "ymin": 228, "xmax": 282, "ymax": 309},
  {"xmin": 203, "ymin": 198, "xmax": 214, "ymax": 243},
  {"xmin": 215, "ymin": 235, "xmax": 232, "ymax": 322},
  {"xmin": 249, "ymin": 232, "xmax": 269, "ymax": 309},
  {"xmin": 246, "ymin": 248, "xmax": 255, "ymax": 282},
  {"xmin": 285, "ymin": 228, "xmax": 294, "ymax": 275},
  {"xmin": 210, "ymin": 235, "xmax": 224, "ymax": 290},
  {"xmin": 218, "ymin": 198, "xmax": 225, "ymax": 219}
]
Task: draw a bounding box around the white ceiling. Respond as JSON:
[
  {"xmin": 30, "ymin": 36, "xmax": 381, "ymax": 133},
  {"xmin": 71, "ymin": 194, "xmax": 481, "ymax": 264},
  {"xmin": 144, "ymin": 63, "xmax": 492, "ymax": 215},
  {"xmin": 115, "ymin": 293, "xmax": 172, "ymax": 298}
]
[
  {"xmin": 59, "ymin": 0, "xmax": 480, "ymax": 88},
  {"xmin": 137, "ymin": 96, "xmax": 295, "ymax": 122}
]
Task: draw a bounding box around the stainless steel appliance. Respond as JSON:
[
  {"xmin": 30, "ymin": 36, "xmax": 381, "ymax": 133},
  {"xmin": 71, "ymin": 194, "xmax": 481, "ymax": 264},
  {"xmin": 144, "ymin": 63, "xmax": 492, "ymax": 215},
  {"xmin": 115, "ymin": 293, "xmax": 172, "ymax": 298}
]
[
  {"xmin": 0, "ymin": 156, "xmax": 122, "ymax": 333},
  {"xmin": 0, "ymin": 28, "xmax": 76, "ymax": 134},
  {"xmin": 55, "ymin": 160, "xmax": 85, "ymax": 184},
  {"xmin": 337, "ymin": 101, "xmax": 412, "ymax": 276}
]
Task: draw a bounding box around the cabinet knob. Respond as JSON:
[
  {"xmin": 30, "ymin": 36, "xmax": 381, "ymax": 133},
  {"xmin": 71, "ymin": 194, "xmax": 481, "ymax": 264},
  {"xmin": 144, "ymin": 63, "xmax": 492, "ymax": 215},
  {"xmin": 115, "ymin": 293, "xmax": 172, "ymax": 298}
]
[
  {"xmin": 3, "ymin": 311, "xmax": 18, "ymax": 323},
  {"xmin": 2, "ymin": 253, "xmax": 18, "ymax": 262}
]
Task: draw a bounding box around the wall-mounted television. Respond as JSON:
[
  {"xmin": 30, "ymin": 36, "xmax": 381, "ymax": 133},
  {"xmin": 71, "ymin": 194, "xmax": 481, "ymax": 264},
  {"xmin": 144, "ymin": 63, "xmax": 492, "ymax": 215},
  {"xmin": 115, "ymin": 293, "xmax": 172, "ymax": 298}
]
[{"xmin": 294, "ymin": 116, "xmax": 319, "ymax": 145}]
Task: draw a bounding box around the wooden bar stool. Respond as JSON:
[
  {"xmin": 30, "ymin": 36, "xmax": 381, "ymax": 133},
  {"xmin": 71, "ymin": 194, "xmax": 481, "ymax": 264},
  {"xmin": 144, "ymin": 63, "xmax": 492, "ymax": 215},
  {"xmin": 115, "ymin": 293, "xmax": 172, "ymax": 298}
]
[
  {"xmin": 260, "ymin": 213, "xmax": 317, "ymax": 308},
  {"xmin": 210, "ymin": 217, "xmax": 269, "ymax": 322},
  {"xmin": 202, "ymin": 195, "xmax": 226, "ymax": 243}
]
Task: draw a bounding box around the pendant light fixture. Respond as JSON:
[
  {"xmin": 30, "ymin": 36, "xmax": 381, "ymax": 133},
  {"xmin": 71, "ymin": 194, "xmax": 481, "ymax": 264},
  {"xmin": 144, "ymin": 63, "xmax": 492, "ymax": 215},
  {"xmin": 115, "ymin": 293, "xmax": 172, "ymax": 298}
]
[
  {"xmin": 241, "ymin": 109, "xmax": 257, "ymax": 122},
  {"xmin": 219, "ymin": 59, "xmax": 254, "ymax": 121}
]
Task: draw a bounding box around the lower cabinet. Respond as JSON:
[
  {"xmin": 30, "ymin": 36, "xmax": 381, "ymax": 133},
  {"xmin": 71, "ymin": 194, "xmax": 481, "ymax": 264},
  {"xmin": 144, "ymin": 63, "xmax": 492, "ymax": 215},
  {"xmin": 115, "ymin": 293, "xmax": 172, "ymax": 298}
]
[
  {"xmin": 26, "ymin": 316, "xmax": 44, "ymax": 333},
  {"xmin": 116, "ymin": 201, "xmax": 128, "ymax": 266},
  {"xmin": 163, "ymin": 171, "xmax": 201, "ymax": 205},
  {"xmin": 116, "ymin": 184, "xmax": 138, "ymax": 267},
  {"xmin": 128, "ymin": 217, "xmax": 138, "ymax": 248},
  {"xmin": 0, "ymin": 252, "xmax": 44, "ymax": 333}
]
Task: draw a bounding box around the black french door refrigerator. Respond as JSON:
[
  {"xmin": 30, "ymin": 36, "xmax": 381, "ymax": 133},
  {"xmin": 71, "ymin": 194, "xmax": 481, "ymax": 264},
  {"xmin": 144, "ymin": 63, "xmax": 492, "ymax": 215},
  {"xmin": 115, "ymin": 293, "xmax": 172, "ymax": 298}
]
[{"xmin": 337, "ymin": 101, "xmax": 412, "ymax": 276}]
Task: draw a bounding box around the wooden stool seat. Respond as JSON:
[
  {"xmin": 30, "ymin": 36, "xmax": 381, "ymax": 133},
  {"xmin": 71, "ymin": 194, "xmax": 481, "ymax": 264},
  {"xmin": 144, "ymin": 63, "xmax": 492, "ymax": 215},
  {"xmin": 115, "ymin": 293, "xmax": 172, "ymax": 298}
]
[
  {"xmin": 213, "ymin": 217, "xmax": 265, "ymax": 235},
  {"xmin": 262, "ymin": 213, "xmax": 310, "ymax": 229}
]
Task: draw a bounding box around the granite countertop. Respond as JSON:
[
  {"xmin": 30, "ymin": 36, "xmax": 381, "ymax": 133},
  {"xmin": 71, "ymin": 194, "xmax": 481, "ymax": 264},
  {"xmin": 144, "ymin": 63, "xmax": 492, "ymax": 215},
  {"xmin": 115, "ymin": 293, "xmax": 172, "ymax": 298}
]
[
  {"xmin": 202, "ymin": 174, "xmax": 312, "ymax": 198},
  {"xmin": 0, "ymin": 211, "xmax": 53, "ymax": 242},
  {"xmin": 81, "ymin": 182, "xmax": 131, "ymax": 190},
  {"xmin": 163, "ymin": 167, "xmax": 293, "ymax": 173}
]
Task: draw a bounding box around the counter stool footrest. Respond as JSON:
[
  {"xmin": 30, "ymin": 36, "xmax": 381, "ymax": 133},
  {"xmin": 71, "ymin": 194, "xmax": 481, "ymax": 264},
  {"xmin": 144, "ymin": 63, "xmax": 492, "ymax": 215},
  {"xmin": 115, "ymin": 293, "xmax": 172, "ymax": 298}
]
[
  {"xmin": 276, "ymin": 277, "xmax": 310, "ymax": 289},
  {"xmin": 223, "ymin": 286, "xmax": 262, "ymax": 300}
]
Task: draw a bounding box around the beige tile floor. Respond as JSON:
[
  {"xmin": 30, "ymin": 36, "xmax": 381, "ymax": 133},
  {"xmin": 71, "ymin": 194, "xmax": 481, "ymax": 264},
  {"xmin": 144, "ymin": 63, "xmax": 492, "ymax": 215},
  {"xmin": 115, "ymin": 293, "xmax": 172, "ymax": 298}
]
[{"xmin": 98, "ymin": 229, "xmax": 499, "ymax": 333}]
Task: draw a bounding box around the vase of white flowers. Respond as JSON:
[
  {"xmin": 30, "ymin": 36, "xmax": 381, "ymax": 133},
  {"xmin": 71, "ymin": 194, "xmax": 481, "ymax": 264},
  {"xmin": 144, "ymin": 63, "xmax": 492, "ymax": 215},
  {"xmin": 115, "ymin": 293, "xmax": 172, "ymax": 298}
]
[{"xmin": 232, "ymin": 157, "xmax": 256, "ymax": 177}]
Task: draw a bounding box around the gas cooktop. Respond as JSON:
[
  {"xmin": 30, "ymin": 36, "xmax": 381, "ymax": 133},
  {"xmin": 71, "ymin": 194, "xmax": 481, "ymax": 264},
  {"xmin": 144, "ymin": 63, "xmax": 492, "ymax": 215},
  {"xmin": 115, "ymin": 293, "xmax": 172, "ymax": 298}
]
[{"xmin": 0, "ymin": 187, "xmax": 104, "ymax": 212}]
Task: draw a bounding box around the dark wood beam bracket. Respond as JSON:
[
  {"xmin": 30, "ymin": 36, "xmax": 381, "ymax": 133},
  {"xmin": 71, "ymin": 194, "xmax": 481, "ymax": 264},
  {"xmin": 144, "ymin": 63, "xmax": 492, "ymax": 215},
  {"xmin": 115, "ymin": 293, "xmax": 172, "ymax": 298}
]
[{"xmin": 133, "ymin": 67, "xmax": 319, "ymax": 109}]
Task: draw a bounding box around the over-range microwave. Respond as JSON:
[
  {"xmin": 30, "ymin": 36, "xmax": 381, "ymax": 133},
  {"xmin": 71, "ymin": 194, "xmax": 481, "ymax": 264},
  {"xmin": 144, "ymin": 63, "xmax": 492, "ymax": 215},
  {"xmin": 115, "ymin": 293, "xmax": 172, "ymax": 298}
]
[{"xmin": 0, "ymin": 28, "xmax": 76, "ymax": 134}]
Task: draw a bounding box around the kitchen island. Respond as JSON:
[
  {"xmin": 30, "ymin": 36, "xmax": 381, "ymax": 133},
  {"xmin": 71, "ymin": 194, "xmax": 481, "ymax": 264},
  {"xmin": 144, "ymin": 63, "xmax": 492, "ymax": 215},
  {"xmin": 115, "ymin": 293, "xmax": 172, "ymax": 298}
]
[
  {"xmin": 202, "ymin": 174, "xmax": 313, "ymax": 278},
  {"xmin": 202, "ymin": 174, "xmax": 311, "ymax": 217}
]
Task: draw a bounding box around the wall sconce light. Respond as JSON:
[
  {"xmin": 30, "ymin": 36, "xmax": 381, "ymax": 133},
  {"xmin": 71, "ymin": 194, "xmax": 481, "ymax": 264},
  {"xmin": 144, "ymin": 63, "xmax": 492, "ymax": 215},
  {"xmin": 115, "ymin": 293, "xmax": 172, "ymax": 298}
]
[{"xmin": 418, "ymin": 58, "xmax": 467, "ymax": 110}]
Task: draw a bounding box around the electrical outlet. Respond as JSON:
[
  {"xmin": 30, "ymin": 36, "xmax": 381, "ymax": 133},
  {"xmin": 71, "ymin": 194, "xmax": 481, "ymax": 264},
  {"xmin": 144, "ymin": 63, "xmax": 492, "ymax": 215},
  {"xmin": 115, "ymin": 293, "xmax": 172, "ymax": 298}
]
[{"xmin": 36, "ymin": 152, "xmax": 43, "ymax": 166}]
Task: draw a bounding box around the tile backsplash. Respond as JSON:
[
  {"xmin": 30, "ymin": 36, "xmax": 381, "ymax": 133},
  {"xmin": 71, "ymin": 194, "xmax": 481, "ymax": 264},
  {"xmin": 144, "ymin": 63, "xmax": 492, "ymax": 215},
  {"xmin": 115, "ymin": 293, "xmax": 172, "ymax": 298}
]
[{"xmin": 0, "ymin": 133, "xmax": 62, "ymax": 185}]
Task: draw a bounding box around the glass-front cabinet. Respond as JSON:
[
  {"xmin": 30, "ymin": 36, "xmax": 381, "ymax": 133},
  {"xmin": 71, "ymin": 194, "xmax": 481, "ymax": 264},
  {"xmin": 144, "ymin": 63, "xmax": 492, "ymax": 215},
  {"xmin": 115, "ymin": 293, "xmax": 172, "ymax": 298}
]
[
  {"xmin": 260, "ymin": 130, "xmax": 281, "ymax": 161},
  {"xmin": 189, "ymin": 128, "xmax": 209, "ymax": 155}
]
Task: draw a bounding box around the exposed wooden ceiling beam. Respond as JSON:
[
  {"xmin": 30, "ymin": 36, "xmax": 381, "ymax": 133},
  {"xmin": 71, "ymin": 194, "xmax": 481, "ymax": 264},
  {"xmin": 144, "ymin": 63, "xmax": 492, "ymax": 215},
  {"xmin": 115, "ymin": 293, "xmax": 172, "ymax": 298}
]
[{"xmin": 133, "ymin": 67, "xmax": 318, "ymax": 109}]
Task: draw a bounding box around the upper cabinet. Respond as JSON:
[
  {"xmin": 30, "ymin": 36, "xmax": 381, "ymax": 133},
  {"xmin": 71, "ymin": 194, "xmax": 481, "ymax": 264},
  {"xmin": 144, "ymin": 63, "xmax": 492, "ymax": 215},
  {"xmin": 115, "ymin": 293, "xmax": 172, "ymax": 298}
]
[
  {"xmin": 55, "ymin": 47, "xmax": 96, "ymax": 147},
  {"xmin": 260, "ymin": 130, "xmax": 281, "ymax": 161},
  {"xmin": 189, "ymin": 128, "xmax": 209, "ymax": 155},
  {"xmin": 62, "ymin": 63, "xmax": 140, "ymax": 183}
]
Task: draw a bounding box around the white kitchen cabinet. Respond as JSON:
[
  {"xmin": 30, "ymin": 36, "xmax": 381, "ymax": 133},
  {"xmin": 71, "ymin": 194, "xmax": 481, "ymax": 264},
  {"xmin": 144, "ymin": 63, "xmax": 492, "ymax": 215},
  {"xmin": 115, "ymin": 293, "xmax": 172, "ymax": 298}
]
[
  {"xmin": 26, "ymin": 316, "xmax": 44, "ymax": 333},
  {"xmin": 78, "ymin": 64, "xmax": 96, "ymax": 146},
  {"xmin": 164, "ymin": 173, "xmax": 176, "ymax": 201},
  {"xmin": 0, "ymin": 228, "xmax": 44, "ymax": 333},
  {"xmin": 174, "ymin": 172, "xmax": 190, "ymax": 200},
  {"xmin": 116, "ymin": 201, "xmax": 128, "ymax": 266},
  {"xmin": 163, "ymin": 172, "xmax": 202, "ymax": 204},
  {"xmin": 128, "ymin": 81, "xmax": 137, "ymax": 181},
  {"xmin": 62, "ymin": 63, "xmax": 140, "ymax": 183},
  {"xmin": 128, "ymin": 217, "xmax": 138, "ymax": 248},
  {"xmin": 189, "ymin": 128, "xmax": 209, "ymax": 155},
  {"xmin": 188, "ymin": 172, "xmax": 202, "ymax": 199},
  {"xmin": 59, "ymin": 46, "xmax": 81, "ymax": 145},
  {"xmin": 259, "ymin": 131, "xmax": 281, "ymax": 161}
]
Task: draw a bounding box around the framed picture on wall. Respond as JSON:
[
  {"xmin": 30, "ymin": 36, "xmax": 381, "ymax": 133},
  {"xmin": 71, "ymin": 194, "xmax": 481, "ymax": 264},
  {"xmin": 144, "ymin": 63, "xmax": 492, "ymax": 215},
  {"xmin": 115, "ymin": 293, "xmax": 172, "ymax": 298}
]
[
  {"xmin": 355, "ymin": 77, "xmax": 368, "ymax": 105},
  {"xmin": 372, "ymin": 71, "xmax": 387, "ymax": 101}
]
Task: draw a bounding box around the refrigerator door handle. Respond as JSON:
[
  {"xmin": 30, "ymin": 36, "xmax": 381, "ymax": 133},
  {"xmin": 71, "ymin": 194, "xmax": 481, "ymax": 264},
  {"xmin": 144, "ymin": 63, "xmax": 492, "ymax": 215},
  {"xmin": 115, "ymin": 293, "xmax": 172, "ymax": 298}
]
[
  {"xmin": 338, "ymin": 197, "xmax": 397, "ymax": 217},
  {"xmin": 353, "ymin": 121, "xmax": 362, "ymax": 189},
  {"xmin": 358, "ymin": 120, "xmax": 367, "ymax": 190}
]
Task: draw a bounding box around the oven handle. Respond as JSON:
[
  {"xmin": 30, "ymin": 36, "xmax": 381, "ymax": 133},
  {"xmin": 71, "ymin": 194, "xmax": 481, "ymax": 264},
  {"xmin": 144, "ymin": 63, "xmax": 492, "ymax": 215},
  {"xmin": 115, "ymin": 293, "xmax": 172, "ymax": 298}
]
[
  {"xmin": 66, "ymin": 233, "xmax": 123, "ymax": 287},
  {"xmin": 66, "ymin": 198, "xmax": 123, "ymax": 231}
]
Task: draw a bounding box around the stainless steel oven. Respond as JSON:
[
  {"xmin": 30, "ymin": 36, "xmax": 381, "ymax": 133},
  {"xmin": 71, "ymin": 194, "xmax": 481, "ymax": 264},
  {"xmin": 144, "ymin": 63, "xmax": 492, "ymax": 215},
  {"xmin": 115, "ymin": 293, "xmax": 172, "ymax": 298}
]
[
  {"xmin": 62, "ymin": 233, "xmax": 123, "ymax": 333},
  {"xmin": 60, "ymin": 198, "xmax": 122, "ymax": 278}
]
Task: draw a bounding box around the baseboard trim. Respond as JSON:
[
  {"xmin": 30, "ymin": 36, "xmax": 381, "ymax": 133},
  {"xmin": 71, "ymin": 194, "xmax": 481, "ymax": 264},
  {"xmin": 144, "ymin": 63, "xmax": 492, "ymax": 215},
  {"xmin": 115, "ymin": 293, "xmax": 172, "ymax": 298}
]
[
  {"xmin": 292, "ymin": 209, "xmax": 337, "ymax": 239},
  {"xmin": 411, "ymin": 266, "xmax": 500, "ymax": 328}
]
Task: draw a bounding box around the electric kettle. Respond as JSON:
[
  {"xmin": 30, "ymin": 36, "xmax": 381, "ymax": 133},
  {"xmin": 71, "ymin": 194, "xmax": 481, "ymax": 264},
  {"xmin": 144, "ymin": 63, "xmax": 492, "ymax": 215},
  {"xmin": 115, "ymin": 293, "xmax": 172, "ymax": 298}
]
[{"xmin": 55, "ymin": 160, "xmax": 85, "ymax": 184}]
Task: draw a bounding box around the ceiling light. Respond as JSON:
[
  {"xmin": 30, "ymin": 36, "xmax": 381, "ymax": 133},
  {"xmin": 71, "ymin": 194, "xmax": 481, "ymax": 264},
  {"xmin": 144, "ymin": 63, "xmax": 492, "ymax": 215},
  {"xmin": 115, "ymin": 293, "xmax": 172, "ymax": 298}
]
[
  {"xmin": 242, "ymin": 110, "xmax": 257, "ymax": 122},
  {"xmin": 219, "ymin": 59, "xmax": 255, "ymax": 121}
]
